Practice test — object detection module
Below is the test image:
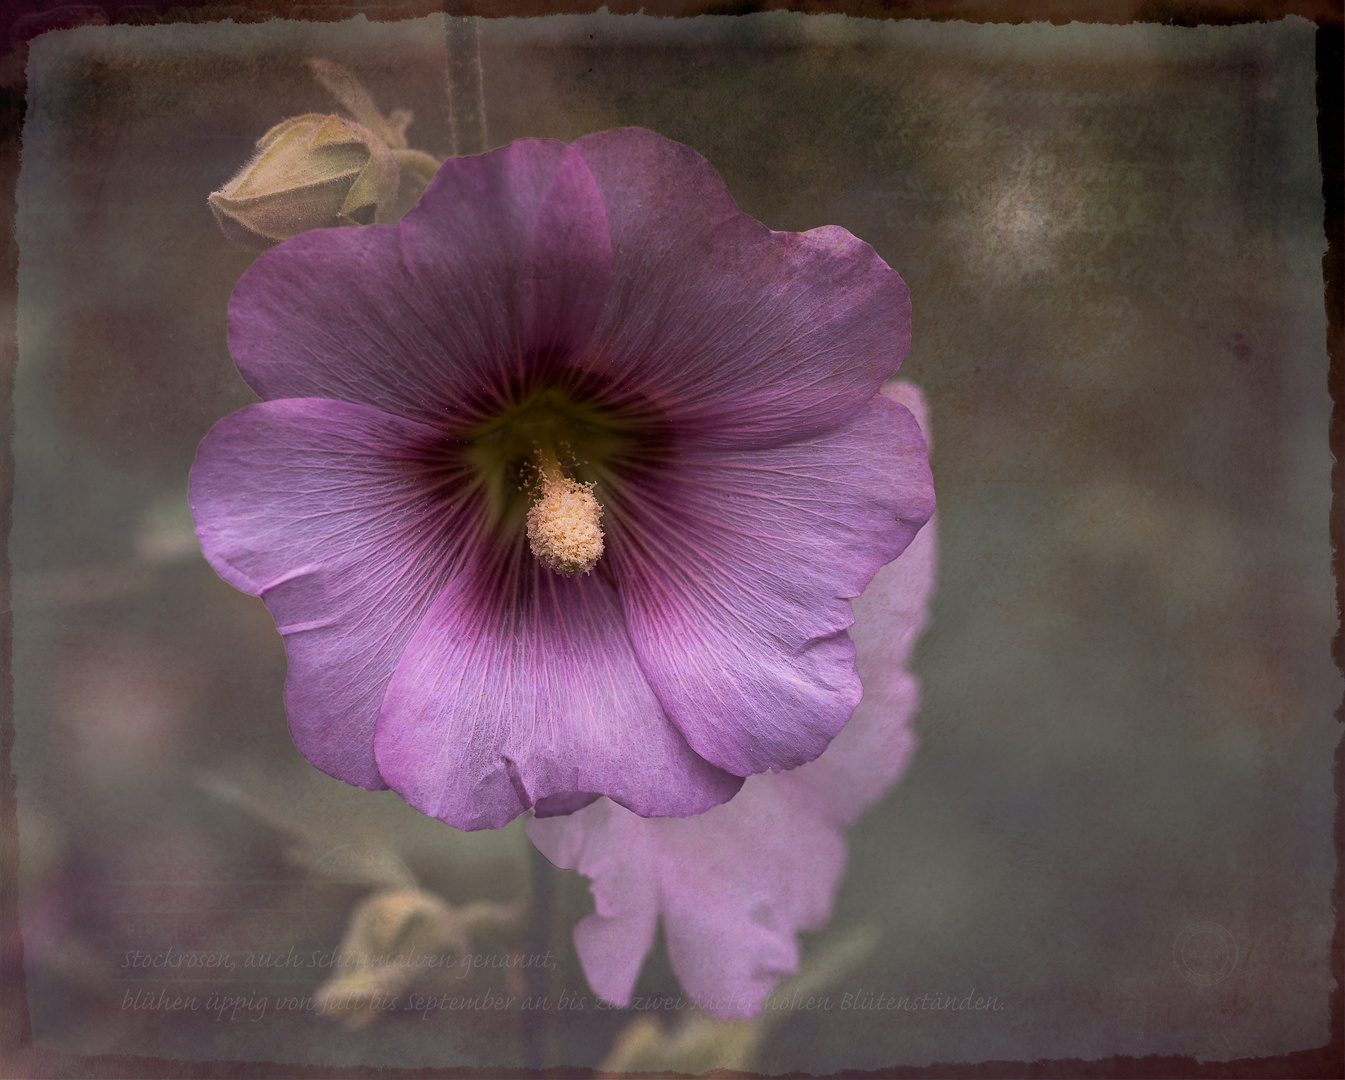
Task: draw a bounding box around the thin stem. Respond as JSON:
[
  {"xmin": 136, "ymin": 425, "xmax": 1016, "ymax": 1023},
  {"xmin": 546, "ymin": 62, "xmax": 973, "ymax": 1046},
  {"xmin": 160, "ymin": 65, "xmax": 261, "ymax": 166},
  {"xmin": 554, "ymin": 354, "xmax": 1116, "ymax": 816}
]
[
  {"xmin": 444, "ymin": 15, "xmax": 487, "ymax": 156},
  {"xmin": 524, "ymin": 843, "xmax": 554, "ymax": 1071}
]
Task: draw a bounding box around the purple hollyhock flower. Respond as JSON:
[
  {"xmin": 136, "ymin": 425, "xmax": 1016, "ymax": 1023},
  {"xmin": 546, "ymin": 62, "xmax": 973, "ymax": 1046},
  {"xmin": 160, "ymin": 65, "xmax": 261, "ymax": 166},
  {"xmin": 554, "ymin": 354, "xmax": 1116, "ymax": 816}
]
[
  {"xmin": 527, "ymin": 383, "xmax": 935, "ymax": 1019},
  {"xmin": 190, "ymin": 128, "xmax": 934, "ymax": 831}
]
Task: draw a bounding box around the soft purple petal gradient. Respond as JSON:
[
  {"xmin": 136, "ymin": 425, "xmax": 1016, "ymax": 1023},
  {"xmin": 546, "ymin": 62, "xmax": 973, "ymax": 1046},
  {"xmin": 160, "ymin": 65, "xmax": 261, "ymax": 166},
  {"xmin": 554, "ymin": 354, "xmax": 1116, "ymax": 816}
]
[
  {"xmin": 189, "ymin": 398, "xmax": 478, "ymax": 790},
  {"xmin": 229, "ymin": 140, "xmax": 612, "ymax": 426},
  {"xmin": 194, "ymin": 130, "xmax": 933, "ymax": 832},
  {"xmin": 573, "ymin": 128, "xmax": 910, "ymax": 450},
  {"xmin": 527, "ymin": 382, "xmax": 936, "ymax": 1020},
  {"xmin": 374, "ymin": 549, "xmax": 743, "ymax": 831},
  {"xmin": 608, "ymin": 393, "xmax": 932, "ymax": 776}
]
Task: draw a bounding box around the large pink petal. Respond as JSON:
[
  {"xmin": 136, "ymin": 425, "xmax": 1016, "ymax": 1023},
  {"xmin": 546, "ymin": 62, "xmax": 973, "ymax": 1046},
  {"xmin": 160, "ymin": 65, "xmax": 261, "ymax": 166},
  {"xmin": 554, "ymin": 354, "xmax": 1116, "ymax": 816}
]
[
  {"xmin": 189, "ymin": 398, "xmax": 476, "ymax": 790},
  {"xmin": 526, "ymin": 677, "xmax": 919, "ymax": 1020},
  {"xmin": 573, "ymin": 128, "xmax": 909, "ymax": 450},
  {"xmin": 527, "ymin": 800, "xmax": 661, "ymax": 1007},
  {"xmin": 655, "ymin": 780, "xmax": 844, "ymax": 1018},
  {"xmin": 374, "ymin": 542, "xmax": 743, "ymax": 832},
  {"xmin": 530, "ymin": 779, "xmax": 833, "ymax": 1018},
  {"xmin": 528, "ymin": 383, "xmax": 936, "ymax": 1020},
  {"xmin": 609, "ymin": 392, "xmax": 933, "ymax": 777},
  {"xmin": 229, "ymin": 140, "xmax": 612, "ymax": 427},
  {"xmin": 526, "ymin": 597, "xmax": 925, "ymax": 1022}
]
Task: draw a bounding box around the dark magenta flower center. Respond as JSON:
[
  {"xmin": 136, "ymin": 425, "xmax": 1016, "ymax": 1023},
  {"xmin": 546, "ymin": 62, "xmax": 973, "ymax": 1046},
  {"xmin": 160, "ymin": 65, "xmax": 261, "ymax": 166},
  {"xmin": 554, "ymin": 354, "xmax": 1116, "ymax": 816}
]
[{"xmin": 461, "ymin": 379, "xmax": 671, "ymax": 546}]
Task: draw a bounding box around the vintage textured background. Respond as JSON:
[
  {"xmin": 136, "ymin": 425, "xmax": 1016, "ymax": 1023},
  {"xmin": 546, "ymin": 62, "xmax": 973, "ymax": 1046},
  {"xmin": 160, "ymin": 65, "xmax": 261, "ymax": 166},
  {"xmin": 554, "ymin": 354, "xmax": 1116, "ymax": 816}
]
[{"xmin": 11, "ymin": 12, "xmax": 1337, "ymax": 1072}]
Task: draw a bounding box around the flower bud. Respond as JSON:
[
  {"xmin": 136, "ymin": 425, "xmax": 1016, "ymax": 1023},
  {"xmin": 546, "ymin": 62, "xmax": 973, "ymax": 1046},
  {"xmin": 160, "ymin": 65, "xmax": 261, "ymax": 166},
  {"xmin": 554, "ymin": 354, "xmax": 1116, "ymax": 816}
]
[{"xmin": 209, "ymin": 113, "xmax": 399, "ymax": 247}]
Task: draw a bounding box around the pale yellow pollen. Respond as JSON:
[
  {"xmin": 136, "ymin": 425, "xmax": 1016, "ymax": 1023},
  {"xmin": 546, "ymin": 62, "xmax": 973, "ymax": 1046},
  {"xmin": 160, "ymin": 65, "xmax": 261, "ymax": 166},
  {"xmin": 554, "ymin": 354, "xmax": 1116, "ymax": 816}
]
[{"xmin": 526, "ymin": 454, "xmax": 605, "ymax": 576}]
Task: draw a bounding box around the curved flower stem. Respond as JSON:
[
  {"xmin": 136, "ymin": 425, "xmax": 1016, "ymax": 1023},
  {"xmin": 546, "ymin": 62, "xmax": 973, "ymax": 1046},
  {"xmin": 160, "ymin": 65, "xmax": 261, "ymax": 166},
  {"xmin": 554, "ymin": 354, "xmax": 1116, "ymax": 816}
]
[
  {"xmin": 444, "ymin": 15, "xmax": 488, "ymax": 155},
  {"xmin": 392, "ymin": 148, "xmax": 442, "ymax": 187}
]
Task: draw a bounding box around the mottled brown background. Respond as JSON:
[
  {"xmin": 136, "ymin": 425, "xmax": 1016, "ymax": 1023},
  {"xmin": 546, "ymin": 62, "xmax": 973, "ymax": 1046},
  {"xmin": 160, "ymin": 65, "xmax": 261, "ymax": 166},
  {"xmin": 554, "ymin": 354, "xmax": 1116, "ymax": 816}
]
[{"xmin": 11, "ymin": 12, "xmax": 1337, "ymax": 1073}]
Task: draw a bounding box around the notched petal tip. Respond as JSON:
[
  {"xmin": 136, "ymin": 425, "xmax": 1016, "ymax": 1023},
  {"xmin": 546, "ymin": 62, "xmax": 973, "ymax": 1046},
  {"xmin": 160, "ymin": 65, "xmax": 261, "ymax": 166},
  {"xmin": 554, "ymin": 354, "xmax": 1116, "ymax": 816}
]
[{"xmin": 533, "ymin": 792, "xmax": 603, "ymax": 818}]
